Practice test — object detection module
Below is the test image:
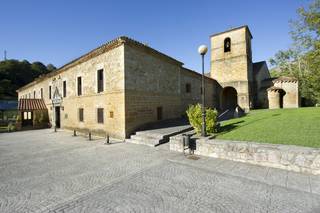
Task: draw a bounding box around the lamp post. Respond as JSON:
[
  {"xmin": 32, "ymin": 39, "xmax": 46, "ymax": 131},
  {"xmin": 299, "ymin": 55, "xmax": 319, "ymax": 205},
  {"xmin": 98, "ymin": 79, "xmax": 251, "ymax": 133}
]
[{"xmin": 198, "ymin": 45, "xmax": 208, "ymax": 137}]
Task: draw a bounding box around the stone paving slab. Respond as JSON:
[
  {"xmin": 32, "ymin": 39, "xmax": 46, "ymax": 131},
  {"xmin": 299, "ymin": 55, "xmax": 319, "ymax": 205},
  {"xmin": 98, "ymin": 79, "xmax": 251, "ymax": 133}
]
[{"xmin": 0, "ymin": 129, "xmax": 320, "ymax": 213}]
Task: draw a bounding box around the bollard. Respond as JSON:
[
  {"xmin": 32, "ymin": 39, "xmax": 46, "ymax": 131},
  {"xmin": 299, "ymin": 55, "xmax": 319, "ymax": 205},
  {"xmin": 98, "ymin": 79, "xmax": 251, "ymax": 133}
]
[
  {"xmin": 54, "ymin": 126, "xmax": 57, "ymax": 132},
  {"xmin": 183, "ymin": 134, "xmax": 190, "ymax": 148},
  {"xmin": 104, "ymin": 134, "xmax": 110, "ymax": 145},
  {"xmin": 88, "ymin": 131, "xmax": 92, "ymax": 141},
  {"xmin": 182, "ymin": 134, "xmax": 191, "ymax": 155},
  {"xmin": 73, "ymin": 130, "xmax": 77, "ymax": 136}
]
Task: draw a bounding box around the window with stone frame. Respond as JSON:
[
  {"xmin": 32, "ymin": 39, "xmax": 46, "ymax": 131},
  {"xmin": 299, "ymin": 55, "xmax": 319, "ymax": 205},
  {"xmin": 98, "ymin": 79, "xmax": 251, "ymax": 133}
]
[
  {"xmin": 77, "ymin": 76, "xmax": 82, "ymax": 96},
  {"xmin": 97, "ymin": 108, "xmax": 104, "ymax": 123},
  {"xmin": 40, "ymin": 88, "xmax": 43, "ymax": 99},
  {"xmin": 49, "ymin": 86, "xmax": 52, "ymax": 99},
  {"xmin": 186, "ymin": 83, "xmax": 191, "ymax": 93},
  {"xmin": 78, "ymin": 108, "xmax": 84, "ymax": 122},
  {"xmin": 97, "ymin": 69, "xmax": 104, "ymax": 93},
  {"xmin": 63, "ymin": 81, "xmax": 67, "ymax": 97}
]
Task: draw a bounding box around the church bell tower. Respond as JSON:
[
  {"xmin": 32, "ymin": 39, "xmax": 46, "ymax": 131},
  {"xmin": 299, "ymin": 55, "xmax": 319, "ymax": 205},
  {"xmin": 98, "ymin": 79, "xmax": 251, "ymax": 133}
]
[{"xmin": 210, "ymin": 25, "xmax": 253, "ymax": 111}]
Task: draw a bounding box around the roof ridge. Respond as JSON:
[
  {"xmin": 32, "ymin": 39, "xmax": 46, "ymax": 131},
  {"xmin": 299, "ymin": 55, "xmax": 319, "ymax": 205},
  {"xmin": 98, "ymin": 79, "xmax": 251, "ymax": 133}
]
[
  {"xmin": 17, "ymin": 35, "xmax": 183, "ymax": 92},
  {"xmin": 210, "ymin": 25, "xmax": 253, "ymax": 38}
]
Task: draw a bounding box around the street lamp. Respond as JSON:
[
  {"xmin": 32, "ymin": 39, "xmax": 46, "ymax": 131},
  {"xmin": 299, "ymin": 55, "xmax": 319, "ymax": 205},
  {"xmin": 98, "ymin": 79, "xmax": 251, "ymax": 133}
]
[{"xmin": 198, "ymin": 45, "xmax": 208, "ymax": 137}]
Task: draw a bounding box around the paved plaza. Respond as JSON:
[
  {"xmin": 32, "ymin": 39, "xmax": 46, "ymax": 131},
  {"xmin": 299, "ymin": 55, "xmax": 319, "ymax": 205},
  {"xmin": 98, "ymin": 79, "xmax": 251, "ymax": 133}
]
[{"xmin": 0, "ymin": 129, "xmax": 320, "ymax": 213}]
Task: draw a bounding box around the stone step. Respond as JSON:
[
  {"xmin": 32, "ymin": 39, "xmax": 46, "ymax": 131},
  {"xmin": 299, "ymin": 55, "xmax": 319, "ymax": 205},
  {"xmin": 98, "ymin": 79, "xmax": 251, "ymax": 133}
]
[
  {"xmin": 130, "ymin": 134, "xmax": 165, "ymax": 142},
  {"xmin": 130, "ymin": 134, "xmax": 165, "ymax": 146},
  {"xmin": 127, "ymin": 124, "xmax": 193, "ymax": 147},
  {"xmin": 135, "ymin": 132, "xmax": 164, "ymax": 140},
  {"xmin": 125, "ymin": 138, "xmax": 159, "ymax": 147}
]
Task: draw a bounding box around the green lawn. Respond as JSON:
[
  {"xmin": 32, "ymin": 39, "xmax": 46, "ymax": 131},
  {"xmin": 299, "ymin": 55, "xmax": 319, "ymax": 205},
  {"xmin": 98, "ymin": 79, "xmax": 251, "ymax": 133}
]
[{"xmin": 216, "ymin": 107, "xmax": 320, "ymax": 148}]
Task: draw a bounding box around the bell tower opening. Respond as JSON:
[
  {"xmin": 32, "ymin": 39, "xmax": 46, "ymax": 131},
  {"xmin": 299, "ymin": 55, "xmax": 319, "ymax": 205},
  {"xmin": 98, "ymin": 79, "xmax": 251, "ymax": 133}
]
[{"xmin": 224, "ymin": 37, "xmax": 231, "ymax": 52}]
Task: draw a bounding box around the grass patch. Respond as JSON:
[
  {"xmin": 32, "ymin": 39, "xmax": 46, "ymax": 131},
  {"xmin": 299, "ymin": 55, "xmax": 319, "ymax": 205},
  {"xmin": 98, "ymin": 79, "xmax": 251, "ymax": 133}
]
[{"xmin": 216, "ymin": 107, "xmax": 320, "ymax": 148}]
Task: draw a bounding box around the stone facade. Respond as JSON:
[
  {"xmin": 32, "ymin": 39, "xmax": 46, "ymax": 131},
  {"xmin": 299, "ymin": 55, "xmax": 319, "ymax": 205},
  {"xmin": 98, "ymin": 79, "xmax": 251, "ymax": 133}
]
[
  {"xmin": 170, "ymin": 134, "xmax": 320, "ymax": 175},
  {"xmin": 18, "ymin": 44, "xmax": 126, "ymax": 138},
  {"xmin": 17, "ymin": 37, "xmax": 218, "ymax": 139}
]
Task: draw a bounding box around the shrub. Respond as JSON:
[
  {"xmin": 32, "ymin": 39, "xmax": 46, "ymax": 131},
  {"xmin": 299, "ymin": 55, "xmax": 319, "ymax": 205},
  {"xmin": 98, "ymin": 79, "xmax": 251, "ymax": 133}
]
[
  {"xmin": 7, "ymin": 122, "xmax": 16, "ymax": 132},
  {"xmin": 186, "ymin": 104, "xmax": 218, "ymax": 135},
  {"xmin": 16, "ymin": 115, "xmax": 21, "ymax": 122}
]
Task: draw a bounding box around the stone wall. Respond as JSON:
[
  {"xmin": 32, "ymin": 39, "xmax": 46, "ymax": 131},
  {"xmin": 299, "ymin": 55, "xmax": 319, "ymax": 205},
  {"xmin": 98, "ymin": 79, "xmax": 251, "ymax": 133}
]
[
  {"xmin": 180, "ymin": 68, "xmax": 219, "ymax": 113},
  {"xmin": 267, "ymin": 90, "xmax": 280, "ymax": 109},
  {"xmin": 124, "ymin": 44, "xmax": 182, "ymax": 137},
  {"xmin": 253, "ymin": 62, "xmax": 271, "ymax": 108},
  {"xmin": 123, "ymin": 44, "xmax": 217, "ymax": 137},
  {"xmin": 170, "ymin": 135, "xmax": 320, "ymax": 175}
]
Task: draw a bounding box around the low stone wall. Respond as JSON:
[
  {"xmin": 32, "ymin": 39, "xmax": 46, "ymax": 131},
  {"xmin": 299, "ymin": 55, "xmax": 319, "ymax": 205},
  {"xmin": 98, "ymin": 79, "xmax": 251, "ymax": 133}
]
[{"xmin": 170, "ymin": 134, "xmax": 320, "ymax": 175}]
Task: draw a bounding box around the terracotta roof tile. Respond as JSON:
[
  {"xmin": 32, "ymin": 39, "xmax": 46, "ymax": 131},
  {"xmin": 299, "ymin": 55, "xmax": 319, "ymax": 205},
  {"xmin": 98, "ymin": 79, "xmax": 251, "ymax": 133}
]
[
  {"xmin": 18, "ymin": 99, "xmax": 47, "ymax": 111},
  {"xmin": 273, "ymin": 76, "xmax": 298, "ymax": 82}
]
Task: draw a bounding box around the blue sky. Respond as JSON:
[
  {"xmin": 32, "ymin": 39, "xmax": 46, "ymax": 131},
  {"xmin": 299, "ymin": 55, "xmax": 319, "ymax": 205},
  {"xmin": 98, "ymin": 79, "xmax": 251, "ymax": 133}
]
[{"xmin": 0, "ymin": 0, "xmax": 310, "ymax": 72}]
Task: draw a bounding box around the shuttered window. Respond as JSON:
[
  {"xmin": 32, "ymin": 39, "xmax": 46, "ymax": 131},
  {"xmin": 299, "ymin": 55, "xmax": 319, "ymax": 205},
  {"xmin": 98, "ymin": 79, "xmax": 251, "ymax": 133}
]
[
  {"xmin": 77, "ymin": 77, "xmax": 82, "ymax": 96},
  {"xmin": 97, "ymin": 108, "xmax": 104, "ymax": 123},
  {"xmin": 97, "ymin": 69, "xmax": 104, "ymax": 93},
  {"xmin": 63, "ymin": 81, "xmax": 67, "ymax": 97},
  {"xmin": 79, "ymin": 108, "xmax": 84, "ymax": 122},
  {"xmin": 186, "ymin": 83, "xmax": 191, "ymax": 93}
]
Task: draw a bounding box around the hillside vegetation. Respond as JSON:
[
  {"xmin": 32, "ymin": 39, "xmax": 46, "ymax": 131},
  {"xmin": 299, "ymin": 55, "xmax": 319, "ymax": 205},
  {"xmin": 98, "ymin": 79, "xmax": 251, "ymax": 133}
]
[{"xmin": 0, "ymin": 60, "xmax": 56, "ymax": 99}]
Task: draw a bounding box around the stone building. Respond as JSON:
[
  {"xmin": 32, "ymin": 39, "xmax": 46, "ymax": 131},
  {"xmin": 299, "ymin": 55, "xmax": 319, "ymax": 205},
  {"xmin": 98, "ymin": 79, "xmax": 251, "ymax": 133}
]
[
  {"xmin": 17, "ymin": 25, "xmax": 299, "ymax": 139},
  {"xmin": 210, "ymin": 26, "xmax": 299, "ymax": 111}
]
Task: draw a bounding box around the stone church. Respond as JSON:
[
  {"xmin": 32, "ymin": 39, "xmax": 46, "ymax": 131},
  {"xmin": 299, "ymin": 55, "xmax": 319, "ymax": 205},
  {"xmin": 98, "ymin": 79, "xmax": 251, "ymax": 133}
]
[{"xmin": 17, "ymin": 25, "xmax": 299, "ymax": 139}]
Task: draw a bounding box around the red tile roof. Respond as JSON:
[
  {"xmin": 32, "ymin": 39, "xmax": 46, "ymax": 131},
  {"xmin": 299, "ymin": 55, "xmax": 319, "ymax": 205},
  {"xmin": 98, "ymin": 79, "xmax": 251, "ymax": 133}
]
[
  {"xmin": 18, "ymin": 99, "xmax": 47, "ymax": 111},
  {"xmin": 273, "ymin": 76, "xmax": 298, "ymax": 82}
]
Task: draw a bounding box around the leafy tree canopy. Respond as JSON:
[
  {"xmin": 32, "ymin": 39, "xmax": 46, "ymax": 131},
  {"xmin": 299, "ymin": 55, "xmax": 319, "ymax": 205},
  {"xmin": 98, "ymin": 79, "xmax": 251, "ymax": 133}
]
[
  {"xmin": 0, "ymin": 59, "xmax": 56, "ymax": 99},
  {"xmin": 270, "ymin": 0, "xmax": 320, "ymax": 105}
]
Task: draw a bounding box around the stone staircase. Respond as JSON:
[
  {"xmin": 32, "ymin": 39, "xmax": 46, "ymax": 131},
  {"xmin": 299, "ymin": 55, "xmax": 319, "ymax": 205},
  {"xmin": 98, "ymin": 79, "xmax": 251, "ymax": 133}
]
[{"xmin": 126, "ymin": 124, "xmax": 192, "ymax": 147}]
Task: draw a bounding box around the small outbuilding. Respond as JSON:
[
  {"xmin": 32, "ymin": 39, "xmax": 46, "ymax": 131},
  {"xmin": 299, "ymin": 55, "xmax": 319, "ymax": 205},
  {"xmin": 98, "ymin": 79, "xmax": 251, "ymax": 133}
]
[{"xmin": 17, "ymin": 99, "xmax": 49, "ymax": 129}]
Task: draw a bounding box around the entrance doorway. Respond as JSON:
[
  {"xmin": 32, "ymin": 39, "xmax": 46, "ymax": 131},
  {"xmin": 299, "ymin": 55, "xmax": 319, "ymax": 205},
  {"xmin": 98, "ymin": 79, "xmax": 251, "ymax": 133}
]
[
  {"xmin": 221, "ymin": 87, "xmax": 238, "ymax": 111},
  {"xmin": 279, "ymin": 89, "xmax": 286, "ymax": 108},
  {"xmin": 55, "ymin": 106, "xmax": 61, "ymax": 128},
  {"xmin": 22, "ymin": 111, "xmax": 33, "ymax": 127}
]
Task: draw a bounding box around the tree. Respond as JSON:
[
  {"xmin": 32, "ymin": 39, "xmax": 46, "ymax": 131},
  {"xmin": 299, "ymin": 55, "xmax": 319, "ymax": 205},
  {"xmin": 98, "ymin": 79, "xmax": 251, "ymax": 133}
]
[
  {"xmin": 0, "ymin": 59, "xmax": 56, "ymax": 99},
  {"xmin": 31, "ymin": 62, "xmax": 48, "ymax": 76},
  {"xmin": 270, "ymin": 0, "xmax": 320, "ymax": 105},
  {"xmin": 46, "ymin": 64, "xmax": 56, "ymax": 71}
]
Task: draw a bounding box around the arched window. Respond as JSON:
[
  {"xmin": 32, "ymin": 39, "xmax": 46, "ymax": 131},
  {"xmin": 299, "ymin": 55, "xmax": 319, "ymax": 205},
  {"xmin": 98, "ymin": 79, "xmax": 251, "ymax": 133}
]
[{"xmin": 224, "ymin": 37, "xmax": 231, "ymax": 52}]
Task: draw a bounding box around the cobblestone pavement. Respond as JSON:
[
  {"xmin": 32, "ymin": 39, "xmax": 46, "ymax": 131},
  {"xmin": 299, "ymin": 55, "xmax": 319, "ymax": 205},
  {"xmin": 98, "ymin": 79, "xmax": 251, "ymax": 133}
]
[{"xmin": 0, "ymin": 129, "xmax": 320, "ymax": 213}]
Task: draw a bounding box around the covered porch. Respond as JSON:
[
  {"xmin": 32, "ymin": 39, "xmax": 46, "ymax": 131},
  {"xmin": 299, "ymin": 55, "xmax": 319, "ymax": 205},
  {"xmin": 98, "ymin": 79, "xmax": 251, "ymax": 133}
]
[{"xmin": 17, "ymin": 99, "xmax": 49, "ymax": 130}]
